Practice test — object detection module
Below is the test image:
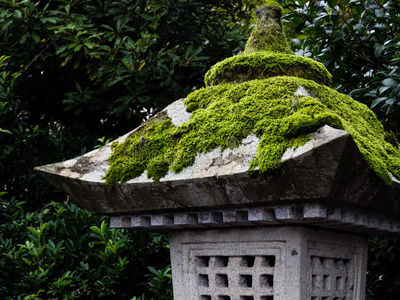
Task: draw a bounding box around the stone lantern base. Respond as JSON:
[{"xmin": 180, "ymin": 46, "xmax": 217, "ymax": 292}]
[{"xmin": 170, "ymin": 226, "xmax": 367, "ymax": 300}]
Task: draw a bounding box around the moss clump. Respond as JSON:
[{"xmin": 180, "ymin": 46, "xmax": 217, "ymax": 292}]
[
  {"xmin": 384, "ymin": 130, "xmax": 399, "ymax": 148},
  {"xmin": 105, "ymin": 76, "xmax": 400, "ymax": 187},
  {"xmin": 105, "ymin": 112, "xmax": 176, "ymax": 187},
  {"xmin": 204, "ymin": 6, "xmax": 331, "ymax": 88},
  {"xmin": 244, "ymin": 6, "xmax": 292, "ymax": 54},
  {"xmin": 204, "ymin": 52, "xmax": 332, "ymax": 87}
]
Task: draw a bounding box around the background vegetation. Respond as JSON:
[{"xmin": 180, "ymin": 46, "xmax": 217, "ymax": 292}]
[
  {"xmin": 278, "ymin": 1, "xmax": 400, "ymax": 297},
  {"xmin": 0, "ymin": 0, "xmax": 263, "ymax": 299},
  {"xmin": 0, "ymin": 0, "xmax": 399, "ymax": 299}
]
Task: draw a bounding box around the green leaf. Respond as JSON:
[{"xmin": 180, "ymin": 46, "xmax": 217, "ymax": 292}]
[
  {"xmin": 75, "ymin": 82, "xmax": 82, "ymax": 93},
  {"xmin": 332, "ymin": 31, "xmax": 346, "ymax": 42},
  {"xmin": 14, "ymin": 10, "xmax": 22, "ymax": 18},
  {"xmin": 28, "ymin": 226, "xmax": 39, "ymax": 237},
  {"xmin": 84, "ymin": 42, "xmax": 94, "ymax": 49},
  {"xmin": 100, "ymin": 220, "xmax": 107, "ymax": 234},
  {"xmin": 371, "ymin": 97, "xmax": 389, "ymax": 108},
  {"xmin": 374, "ymin": 44, "xmax": 385, "ymax": 58},
  {"xmin": 20, "ymin": 33, "xmax": 28, "ymax": 44},
  {"xmin": 354, "ymin": 23, "xmax": 366, "ymax": 35},
  {"xmin": 382, "ymin": 78, "xmax": 398, "ymax": 88},
  {"xmin": 89, "ymin": 226, "xmax": 103, "ymax": 236},
  {"xmin": 292, "ymin": 38, "xmax": 301, "ymax": 46},
  {"xmin": 60, "ymin": 54, "xmax": 73, "ymax": 67},
  {"xmin": 374, "ymin": 24, "xmax": 386, "ymax": 30},
  {"xmin": 42, "ymin": 17, "xmax": 59, "ymax": 24},
  {"xmin": 379, "ymin": 86, "xmax": 391, "ymax": 94},
  {"xmin": 74, "ymin": 44, "xmax": 83, "ymax": 52},
  {"xmin": 395, "ymin": 84, "xmax": 400, "ymax": 97},
  {"xmin": 32, "ymin": 32, "xmax": 40, "ymax": 43},
  {"xmin": 147, "ymin": 266, "xmax": 158, "ymax": 275},
  {"xmin": 0, "ymin": 128, "xmax": 12, "ymax": 134}
]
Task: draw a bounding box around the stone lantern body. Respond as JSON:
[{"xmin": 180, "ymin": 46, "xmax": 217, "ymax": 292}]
[{"xmin": 36, "ymin": 6, "xmax": 400, "ymax": 300}]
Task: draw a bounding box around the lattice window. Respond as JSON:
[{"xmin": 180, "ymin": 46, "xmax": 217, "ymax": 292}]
[
  {"xmin": 195, "ymin": 255, "xmax": 275, "ymax": 300},
  {"xmin": 310, "ymin": 256, "xmax": 353, "ymax": 300}
]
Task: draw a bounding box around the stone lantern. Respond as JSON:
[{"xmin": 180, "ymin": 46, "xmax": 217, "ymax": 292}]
[{"xmin": 35, "ymin": 6, "xmax": 400, "ymax": 300}]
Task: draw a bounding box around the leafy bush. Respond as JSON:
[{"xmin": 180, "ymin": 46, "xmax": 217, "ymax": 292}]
[
  {"xmin": 0, "ymin": 193, "xmax": 125, "ymax": 299},
  {"xmin": 1, "ymin": 1, "xmax": 262, "ymax": 298},
  {"xmin": 367, "ymin": 238, "xmax": 400, "ymax": 299},
  {"xmin": 0, "ymin": 191, "xmax": 173, "ymax": 299},
  {"xmin": 1, "ymin": 0, "xmax": 263, "ymax": 139},
  {"xmin": 278, "ymin": 1, "xmax": 400, "ymax": 298},
  {"xmin": 279, "ymin": 0, "xmax": 400, "ymax": 134}
]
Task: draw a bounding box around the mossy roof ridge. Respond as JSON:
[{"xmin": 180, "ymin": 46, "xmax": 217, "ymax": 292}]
[
  {"xmin": 105, "ymin": 76, "xmax": 400, "ymax": 188},
  {"xmin": 204, "ymin": 51, "xmax": 332, "ymax": 87}
]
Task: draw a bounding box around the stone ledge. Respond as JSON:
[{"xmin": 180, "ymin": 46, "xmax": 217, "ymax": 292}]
[
  {"xmin": 110, "ymin": 202, "xmax": 400, "ymax": 236},
  {"xmin": 35, "ymin": 123, "xmax": 400, "ymax": 218}
]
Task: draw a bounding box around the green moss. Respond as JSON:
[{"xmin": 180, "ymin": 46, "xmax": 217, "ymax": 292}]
[
  {"xmin": 185, "ymin": 102, "xmax": 199, "ymax": 113},
  {"xmin": 104, "ymin": 5, "xmax": 399, "ymax": 188},
  {"xmin": 244, "ymin": 6, "xmax": 292, "ymax": 54},
  {"xmin": 384, "ymin": 130, "xmax": 399, "ymax": 147},
  {"xmin": 105, "ymin": 111, "xmax": 176, "ymax": 188},
  {"xmin": 204, "ymin": 52, "xmax": 332, "ymax": 86},
  {"xmin": 203, "ymin": 6, "xmax": 331, "ymax": 88},
  {"xmin": 105, "ymin": 76, "xmax": 400, "ymax": 187}
]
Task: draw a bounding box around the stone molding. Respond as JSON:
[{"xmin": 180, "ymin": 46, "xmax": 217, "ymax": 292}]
[{"xmin": 110, "ymin": 202, "xmax": 400, "ymax": 236}]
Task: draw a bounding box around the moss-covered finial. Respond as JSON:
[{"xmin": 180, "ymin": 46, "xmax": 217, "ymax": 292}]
[
  {"xmin": 244, "ymin": 5, "xmax": 292, "ymax": 54},
  {"xmin": 204, "ymin": 5, "xmax": 332, "ymax": 87}
]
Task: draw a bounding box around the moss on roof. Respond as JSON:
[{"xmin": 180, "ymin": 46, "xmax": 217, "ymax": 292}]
[
  {"xmin": 105, "ymin": 76, "xmax": 400, "ymax": 188},
  {"xmin": 104, "ymin": 5, "xmax": 400, "ymax": 188}
]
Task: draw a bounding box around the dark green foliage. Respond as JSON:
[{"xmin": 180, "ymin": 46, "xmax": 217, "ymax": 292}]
[
  {"xmin": 0, "ymin": 1, "xmax": 263, "ymax": 298},
  {"xmin": 278, "ymin": 0, "xmax": 400, "ymax": 136},
  {"xmin": 367, "ymin": 238, "xmax": 400, "ymax": 299},
  {"xmin": 276, "ymin": 1, "xmax": 400, "ymax": 298},
  {"xmin": 0, "ymin": 193, "xmax": 172, "ymax": 299},
  {"xmin": 1, "ymin": 0, "xmax": 263, "ymax": 139}
]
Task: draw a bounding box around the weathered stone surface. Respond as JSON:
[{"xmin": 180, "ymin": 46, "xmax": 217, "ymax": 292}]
[
  {"xmin": 110, "ymin": 202, "xmax": 400, "ymax": 235},
  {"xmin": 35, "ymin": 105, "xmax": 400, "ymax": 222},
  {"xmin": 169, "ymin": 226, "xmax": 367, "ymax": 300},
  {"xmin": 163, "ymin": 98, "xmax": 191, "ymax": 127}
]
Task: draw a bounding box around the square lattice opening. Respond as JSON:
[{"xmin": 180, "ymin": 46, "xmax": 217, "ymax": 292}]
[
  {"xmin": 241, "ymin": 256, "xmax": 255, "ymax": 267},
  {"xmin": 239, "ymin": 275, "xmax": 253, "ymax": 287},
  {"xmin": 261, "ymin": 256, "xmax": 275, "ymax": 267},
  {"xmin": 197, "ymin": 256, "xmax": 210, "ymax": 267},
  {"xmin": 260, "ymin": 274, "xmax": 273, "ymax": 287},
  {"xmin": 216, "ymin": 274, "xmax": 229, "ymax": 287},
  {"xmin": 198, "ymin": 274, "xmax": 209, "ymax": 287},
  {"xmin": 215, "ymin": 256, "xmax": 229, "ymax": 267}
]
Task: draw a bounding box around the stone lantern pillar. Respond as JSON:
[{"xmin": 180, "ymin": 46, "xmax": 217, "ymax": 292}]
[{"xmin": 35, "ymin": 5, "xmax": 400, "ymax": 300}]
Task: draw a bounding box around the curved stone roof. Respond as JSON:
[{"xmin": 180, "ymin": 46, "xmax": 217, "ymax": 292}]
[{"xmin": 35, "ymin": 6, "xmax": 400, "ymax": 235}]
